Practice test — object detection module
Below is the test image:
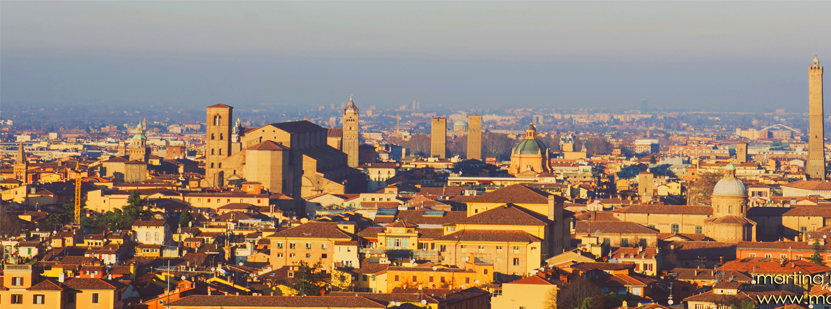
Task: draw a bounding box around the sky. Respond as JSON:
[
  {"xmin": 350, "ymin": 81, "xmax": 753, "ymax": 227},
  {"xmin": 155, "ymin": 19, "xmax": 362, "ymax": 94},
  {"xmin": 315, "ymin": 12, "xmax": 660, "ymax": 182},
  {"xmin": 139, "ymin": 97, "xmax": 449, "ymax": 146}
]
[{"xmin": 2, "ymin": 1, "xmax": 830, "ymax": 112}]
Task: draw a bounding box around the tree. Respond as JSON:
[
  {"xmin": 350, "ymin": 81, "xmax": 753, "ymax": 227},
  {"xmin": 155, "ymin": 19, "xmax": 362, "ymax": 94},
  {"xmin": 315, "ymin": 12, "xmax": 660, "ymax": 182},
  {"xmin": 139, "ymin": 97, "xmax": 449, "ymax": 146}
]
[
  {"xmin": 810, "ymin": 240, "xmax": 826, "ymax": 266},
  {"xmin": 650, "ymin": 155, "xmax": 657, "ymax": 164},
  {"xmin": 543, "ymin": 286, "xmax": 558, "ymax": 309},
  {"xmin": 179, "ymin": 208, "xmax": 194, "ymax": 228},
  {"xmin": 47, "ymin": 197, "xmax": 86, "ymax": 229},
  {"xmin": 289, "ymin": 261, "xmax": 329, "ymax": 296},
  {"xmin": 123, "ymin": 191, "xmax": 151, "ymax": 223},
  {"xmin": 556, "ymin": 276, "xmax": 603, "ymax": 309},
  {"xmin": 715, "ymin": 295, "xmax": 756, "ymax": 309},
  {"xmin": 687, "ymin": 172, "xmax": 722, "ymax": 206}
]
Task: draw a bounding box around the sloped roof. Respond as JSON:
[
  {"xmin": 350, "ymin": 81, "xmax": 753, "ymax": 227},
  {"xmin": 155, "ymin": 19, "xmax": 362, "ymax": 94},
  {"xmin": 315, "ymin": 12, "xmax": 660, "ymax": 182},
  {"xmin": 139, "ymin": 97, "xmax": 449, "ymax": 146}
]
[
  {"xmin": 268, "ymin": 222, "xmax": 353, "ymax": 239},
  {"xmin": 435, "ymin": 230, "xmax": 542, "ymax": 243},
  {"xmin": 465, "ymin": 184, "xmax": 563, "ymax": 204},
  {"xmin": 575, "ymin": 221, "xmax": 657, "ymax": 235},
  {"xmin": 207, "ymin": 103, "xmax": 232, "ymax": 108},
  {"xmin": 266, "ymin": 121, "xmax": 326, "ymax": 134},
  {"xmin": 455, "ymin": 204, "xmax": 551, "ymax": 226},
  {"xmin": 247, "ymin": 141, "xmax": 289, "ymax": 151},
  {"xmin": 168, "ymin": 295, "xmax": 385, "ymax": 308},
  {"xmin": 613, "ymin": 205, "xmax": 713, "ymax": 215}
]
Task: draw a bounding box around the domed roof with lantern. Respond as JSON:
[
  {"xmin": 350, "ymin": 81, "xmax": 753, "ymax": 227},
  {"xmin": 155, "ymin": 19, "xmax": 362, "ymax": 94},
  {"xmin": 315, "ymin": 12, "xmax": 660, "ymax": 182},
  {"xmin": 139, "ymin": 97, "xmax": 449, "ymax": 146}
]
[
  {"xmin": 343, "ymin": 95, "xmax": 359, "ymax": 115},
  {"xmin": 712, "ymin": 163, "xmax": 747, "ymax": 196},
  {"xmin": 512, "ymin": 123, "xmax": 548, "ymax": 155}
]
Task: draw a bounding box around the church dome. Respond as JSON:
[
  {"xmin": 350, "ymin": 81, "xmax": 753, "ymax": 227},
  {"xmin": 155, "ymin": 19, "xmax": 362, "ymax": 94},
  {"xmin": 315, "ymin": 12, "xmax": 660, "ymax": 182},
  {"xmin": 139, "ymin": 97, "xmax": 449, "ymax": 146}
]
[
  {"xmin": 454, "ymin": 120, "xmax": 468, "ymax": 127},
  {"xmin": 713, "ymin": 164, "xmax": 747, "ymax": 196},
  {"xmin": 513, "ymin": 139, "xmax": 548, "ymax": 155}
]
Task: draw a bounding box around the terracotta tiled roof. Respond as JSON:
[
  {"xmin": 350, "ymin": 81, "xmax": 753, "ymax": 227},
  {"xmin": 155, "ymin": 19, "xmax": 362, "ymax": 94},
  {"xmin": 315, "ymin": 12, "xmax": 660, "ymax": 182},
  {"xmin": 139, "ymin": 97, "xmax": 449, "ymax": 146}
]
[
  {"xmin": 667, "ymin": 268, "xmax": 752, "ymax": 282},
  {"xmin": 268, "ymin": 222, "xmax": 353, "ymax": 239},
  {"xmin": 662, "ymin": 241, "xmax": 737, "ymax": 261},
  {"xmin": 737, "ymin": 241, "xmax": 831, "ymax": 252},
  {"xmin": 613, "ymin": 205, "xmax": 712, "ymax": 215},
  {"xmin": 62, "ymin": 278, "xmax": 118, "ymax": 290},
  {"xmin": 132, "ymin": 220, "xmax": 167, "ymax": 227},
  {"xmin": 326, "ymin": 292, "xmax": 441, "ymax": 305},
  {"xmin": 443, "ymin": 287, "xmax": 491, "ymax": 305},
  {"xmin": 573, "ymin": 211, "xmax": 620, "ymax": 221},
  {"xmin": 782, "ymin": 180, "xmax": 831, "ymax": 191},
  {"xmin": 207, "ymin": 103, "xmax": 232, "ymax": 108},
  {"xmin": 748, "ymin": 206, "xmax": 831, "ymax": 217},
  {"xmin": 327, "ymin": 128, "xmax": 343, "ymax": 138},
  {"xmin": 720, "ymin": 257, "xmax": 831, "ymax": 275},
  {"xmin": 387, "ymin": 221, "xmax": 418, "ymax": 228},
  {"xmin": 356, "ymin": 227, "xmax": 385, "ymax": 239},
  {"xmin": 374, "ymin": 210, "xmax": 467, "ymax": 226},
  {"xmin": 713, "ymin": 281, "xmax": 743, "ymax": 289},
  {"xmin": 267, "ymin": 121, "xmax": 327, "ymax": 134},
  {"xmin": 575, "ymin": 221, "xmax": 657, "ymax": 235},
  {"xmin": 247, "ymin": 141, "xmax": 289, "ymax": 151},
  {"xmin": 611, "ymin": 248, "xmax": 659, "ymax": 260},
  {"xmin": 435, "ymin": 230, "xmax": 542, "ymax": 243},
  {"xmin": 455, "ymin": 204, "xmax": 551, "ymax": 226},
  {"xmin": 465, "ymin": 184, "xmax": 564, "ymax": 204},
  {"xmin": 704, "ymin": 215, "xmax": 756, "ymax": 225},
  {"xmin": 28, "ymin": 279, "xmax": 67, "ymax": 290},
  {"xmin": 569, "ymin": 262, "xmax": 634, "ymax": 272}
]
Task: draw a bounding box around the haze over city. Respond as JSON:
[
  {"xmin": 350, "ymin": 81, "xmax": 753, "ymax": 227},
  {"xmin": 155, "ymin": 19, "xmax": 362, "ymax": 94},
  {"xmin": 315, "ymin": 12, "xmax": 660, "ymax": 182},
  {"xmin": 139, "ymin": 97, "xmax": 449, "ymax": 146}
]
[{"xmin": 2, "ymin": 2, "xmax": 830, "ymax": 112}]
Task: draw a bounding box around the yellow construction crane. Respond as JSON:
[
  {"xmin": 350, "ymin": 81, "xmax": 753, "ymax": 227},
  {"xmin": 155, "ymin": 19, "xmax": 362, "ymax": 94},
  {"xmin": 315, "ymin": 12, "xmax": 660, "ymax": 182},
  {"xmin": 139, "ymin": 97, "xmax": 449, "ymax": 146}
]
[
  {"xmin": 385, "ymin": 114, "xmax": 402, "ymax": 133},
  {"xmin": 74, "ymin": 161, "xmax": 81, "ymax": 225}
]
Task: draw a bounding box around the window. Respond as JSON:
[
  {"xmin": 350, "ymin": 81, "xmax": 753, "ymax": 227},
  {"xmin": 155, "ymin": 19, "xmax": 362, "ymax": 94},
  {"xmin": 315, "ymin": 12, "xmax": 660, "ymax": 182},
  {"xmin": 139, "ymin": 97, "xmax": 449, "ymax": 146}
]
[
  {"xmin": 306, "ymin": 253, "xmax": 311, "ymax": 258},
  {"xmin": 647, "ymin": 224, "xmax": 655, "ymax": 229},
  {"xmin": 513, "ymin": 246, "xmax": 520, "ymax": 251},
  {"xmin": 11, "ymin": 277, "xmax": 23, "ymax": 286},
  {"xmin": 478, "ymin": 245, "xmax": 485, "ymax": 252},
  {"xmin": 465, "ymin": 277, "xmax": 470, "ymax": 284},
  {"xmin": 621, "ymin": 238, "xmax": 629, "ymax": 247},
  {"xmin": 513, "ymin": 258, "xmax": 520, "ymax": 266},
  {"xmin": 441, "ymin": 277, "xmax": 445, "ymax": 283},
  {"xmin": 781, "ymin": 254, "xmax": 787, "ymax": 259},
  {"xmin": 321, "ymin": 243, "xmax": 328, "ymax": 250},
  {"xmin": 306, "ymin": 243, "xmax": 312, "ymax": 249},
  {"xmin": 289, "ymin": 253, "xmax": 295, "ymax": 258},
  {"xmin": 155, "ymin": 232, "xmax": 160, "ymax": 242},
  {"xmin": 695, "ymin": 226, "xmax": 703, "ymax": 234},
  {"xmin": 362, "ymin": 275, "xmax": 368, "ymax": 281},
  {"xmin": 765, "ymin": 254, "xmax": 772, "ymax": 258},
  {"xmin": 484, "ymin": 269, "xmax": 488, "ymax": 275},
  {"xmin": 277, "ymin": 253, "xmax": 283, "ymax": 258},
  {"xmin": 496, "ymin": 246, "xmax": 502, "ymax": 251},
  {"xmin": 671, "ymin": 224, "xmax": 680, "ymax": 234},
  {"xmin": 802, "ymin": 227, "xmax": 808, "ymax": 233},
  {"xmin": 321, "ymin": 254, "xmax": 327, "ymax": 259},
  {"xmin": 602, "ymin": 238, "xmax": 611, "ymax": 246},
  {"xmin": 395, "ymin": 275, "xmax": 399, "ymax": 282},
  {"xmin": 728, "ymin": 205, "xmax": 733, "ymax": 213},
  {"xmin": 429, "ymin": 276, "xmax": 434, "ymax": 282},
  {"xmin": 413, "ymin": 275, "xmax": 417, "ymax": 282},
  {"xmin": 749, "ymin": 253, "xmax": 756, "ymax": 257},
  {"xmin": 34, "ymin": 294, "xmax": 45, "ymax": 304},
  {"xmin": 289, "ymin": 243, "xmax": 296, "ymax": 249},
  {"xmin": 440, "ymin": 245, "xmax": 446, "ymax": 252},
  {"xmin": 12, "ymin": 294, "xmax": 23, "ymax": 304},
  {"xmin": 277, "ymin": 243, "xmax": 284, "ymax": 249},
  {"xmin": 797, "ymin": 254, "xmax": 803, "ymax": 260}
]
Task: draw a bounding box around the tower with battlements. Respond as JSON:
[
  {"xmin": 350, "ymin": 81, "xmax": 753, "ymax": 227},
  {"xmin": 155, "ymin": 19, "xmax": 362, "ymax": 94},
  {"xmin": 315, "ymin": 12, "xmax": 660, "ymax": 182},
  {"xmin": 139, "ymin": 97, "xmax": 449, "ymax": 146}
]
[
  {"xmin": 343, "ymin": 96, "xmax": 360, "ymax": 168},
  {"xmin": 807, "ymin": 56, "xmax": 826, "ymax": 180}
]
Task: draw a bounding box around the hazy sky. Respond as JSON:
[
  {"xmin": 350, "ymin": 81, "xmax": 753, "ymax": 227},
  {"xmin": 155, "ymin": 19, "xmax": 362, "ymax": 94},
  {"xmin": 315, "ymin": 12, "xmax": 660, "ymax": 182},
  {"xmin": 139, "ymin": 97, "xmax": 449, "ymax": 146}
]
[{"xmin": 2, "ymin": 1, "xmax": 830, "ymax": 112}]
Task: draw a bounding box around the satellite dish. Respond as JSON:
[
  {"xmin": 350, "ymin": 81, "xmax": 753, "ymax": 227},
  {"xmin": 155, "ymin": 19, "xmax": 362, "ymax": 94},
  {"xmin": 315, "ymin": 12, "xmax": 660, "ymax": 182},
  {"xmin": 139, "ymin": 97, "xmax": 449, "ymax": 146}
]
[
  {"xmin": 389, "ymin": 301, "xmax": 395, "ymax": 306},
  {"xmin": 432, "ymin": 266, "xmax": 438, "ymax": 271},
  {"xmin": 413, "ymin": 263, "xmax": 418, "ymax": 267},
  {"xmin": 181, "ymin": 275, "xmax": 186, "ymax": 280},
  {"xmin": 668, "ymin": 299, "xmax": 674, "ymax": 305},
  {"xmin": 395, "ymin": 302, "xmax": 401, "ymax": 306},
  {"xmin": 474, "ymin": 280, "xmax": 479, "ymax": 284},
  {"xmin": 421, "ymin": 300, "xmax": 427, "ymax": 305}
]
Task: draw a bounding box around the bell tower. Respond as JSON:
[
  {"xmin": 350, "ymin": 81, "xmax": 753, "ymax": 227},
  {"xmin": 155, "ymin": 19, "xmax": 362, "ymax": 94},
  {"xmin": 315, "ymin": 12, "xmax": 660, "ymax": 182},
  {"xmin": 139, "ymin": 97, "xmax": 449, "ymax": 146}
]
[
  {"xmin": 14, "ymin": 141, "xmax": 28, "ymax": 183},
  {"xmin": 206, "ymin": 103, "xmax": 233, "ymax": 187},
  {"xmin": 807, "ymin": 55, "xmax": 826, "ymax": 180},
  {"xmin": 343, "ymin": 95, "xmax": 359, "ymax": 168}
]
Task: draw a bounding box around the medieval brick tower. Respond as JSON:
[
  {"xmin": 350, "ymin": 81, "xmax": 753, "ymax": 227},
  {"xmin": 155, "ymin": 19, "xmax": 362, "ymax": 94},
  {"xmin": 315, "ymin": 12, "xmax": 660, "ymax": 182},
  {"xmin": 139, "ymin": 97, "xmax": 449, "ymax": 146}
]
[
  {"xmin": 431, "ymin": 117, "xmax": 447, "ymax": 159},
  {"xmin": 467, "ymin": 114, "xmax": 482, "ymax": 160},
  {"xmin": 807, "ymin": 55, "xmax": 826, "ymax": 180},
  {"xmin": 13, "ymin": 141, "xmax": 27, "ymax": 182},
  {"xmin": 343, "ymin": 95, "xmax": 360, "ymax": 168},
  {"xmin": 206, "ymin": 103, "xmax": 233, "ymax": 187}
]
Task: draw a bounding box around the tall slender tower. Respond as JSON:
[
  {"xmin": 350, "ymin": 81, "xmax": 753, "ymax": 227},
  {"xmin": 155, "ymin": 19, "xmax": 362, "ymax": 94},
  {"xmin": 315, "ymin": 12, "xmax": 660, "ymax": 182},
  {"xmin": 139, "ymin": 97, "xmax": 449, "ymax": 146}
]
[
  {"xmin": 14, "ymin": 141, "xmax": 28, "ymax": 183},
  {"xmin": 343, "ymin": 95, "xmax": 360, "ymax": 167},
  {"xmin": 467, "ymin": 115, "xmax": 482, "ymax": 160},
  {"xmin": 807, "ymin": 55, "xmax": 826, "ymax": 180},
  {"xmin": 206, "ymin": 103, "xmax": 233, "ymax": 187},
  {"xmin": 431, "ymin": 117, "xmax": 447, "ymax": 158}
]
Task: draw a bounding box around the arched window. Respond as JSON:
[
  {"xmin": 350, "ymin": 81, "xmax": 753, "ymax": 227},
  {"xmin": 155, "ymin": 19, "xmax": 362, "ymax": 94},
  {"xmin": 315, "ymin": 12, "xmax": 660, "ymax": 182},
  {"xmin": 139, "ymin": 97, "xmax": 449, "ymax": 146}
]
[
  {"xmin": 671, "ymin": 224, "xmax": 680, "ymax": 234},
  {"xmin": 728, "ymin": 205, "xmax": 733, "ymax": 214},
  {"xmin": 218, "ymin": 163, "xmax": 222, "ymax": 168},
  {"xmin": 146, "ymin": 232, "xmax": 151, "ymax": 241},
  {"xmin": 155, "ymin": 232, "xmax": 160, "ymax": 242},
  {"xmin": 211, "ymin": 133, "xmax": 215, "ymax": 140},
  {"xmin": 219, "ymin": 134, "xmax": 223, "ymax": 140},
  {"xmin": 218, "ymin": 149, "xmax": 222, "ymax": 155},
  {"xmin": 214, "ymin": 115, "xmax": 222, "ymax": 126},
  {"xmin": 211, "ymin": 149, "xmax": 215, "ymax": 155},
  {"xmin": 210, "ymin": 163, "xmax": 214, "ymax": 168}
]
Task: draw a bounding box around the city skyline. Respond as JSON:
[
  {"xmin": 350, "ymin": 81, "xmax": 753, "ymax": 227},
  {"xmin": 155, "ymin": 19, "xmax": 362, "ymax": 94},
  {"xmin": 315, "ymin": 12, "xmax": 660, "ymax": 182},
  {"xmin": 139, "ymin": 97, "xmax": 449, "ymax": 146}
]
[{"xmin": 2, "ymin": 2, "xmax": 830, "ymax": 112}]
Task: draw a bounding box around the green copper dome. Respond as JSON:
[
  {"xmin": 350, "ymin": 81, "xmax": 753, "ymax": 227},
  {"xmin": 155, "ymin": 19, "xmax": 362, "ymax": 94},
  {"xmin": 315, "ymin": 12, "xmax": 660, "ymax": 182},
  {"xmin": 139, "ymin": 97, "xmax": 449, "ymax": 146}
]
[
  {"xmin": 454, "ymin": 120, "xmax": 468, "ymax": 127},
  {"xmin": 513, "ymin": 138, "xmax": 548, "ymax": 155}
]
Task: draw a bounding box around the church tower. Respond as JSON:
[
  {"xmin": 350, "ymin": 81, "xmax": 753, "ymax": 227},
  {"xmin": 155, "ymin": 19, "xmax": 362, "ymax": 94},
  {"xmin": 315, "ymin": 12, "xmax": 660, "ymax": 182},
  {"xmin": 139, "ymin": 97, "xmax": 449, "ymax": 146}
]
[
  {"xmin": 206, "ymin": 103, "xmax": 233, "ymax": 187},
  {"xmin": 343, "ymin": 95, "xmax": 360, "ymax": 168},
  {"xmin": 128, "ymin": 119, "xmax": 150, "ymax": 162},
  {"xmin": 807, "ymin": 55, "xmax": 826, "ymax": 180},
  {"xmin": 13, "ymin": 141, "xmax": 28, "ymax": 183}
]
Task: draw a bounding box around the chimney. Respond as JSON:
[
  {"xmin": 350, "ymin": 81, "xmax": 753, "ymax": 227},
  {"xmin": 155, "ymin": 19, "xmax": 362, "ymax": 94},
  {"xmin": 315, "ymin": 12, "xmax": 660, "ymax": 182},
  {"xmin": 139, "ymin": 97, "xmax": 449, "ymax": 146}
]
[{"xmin": 720, "ymin": 256, "xmax": 724, "ymax": 265}]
